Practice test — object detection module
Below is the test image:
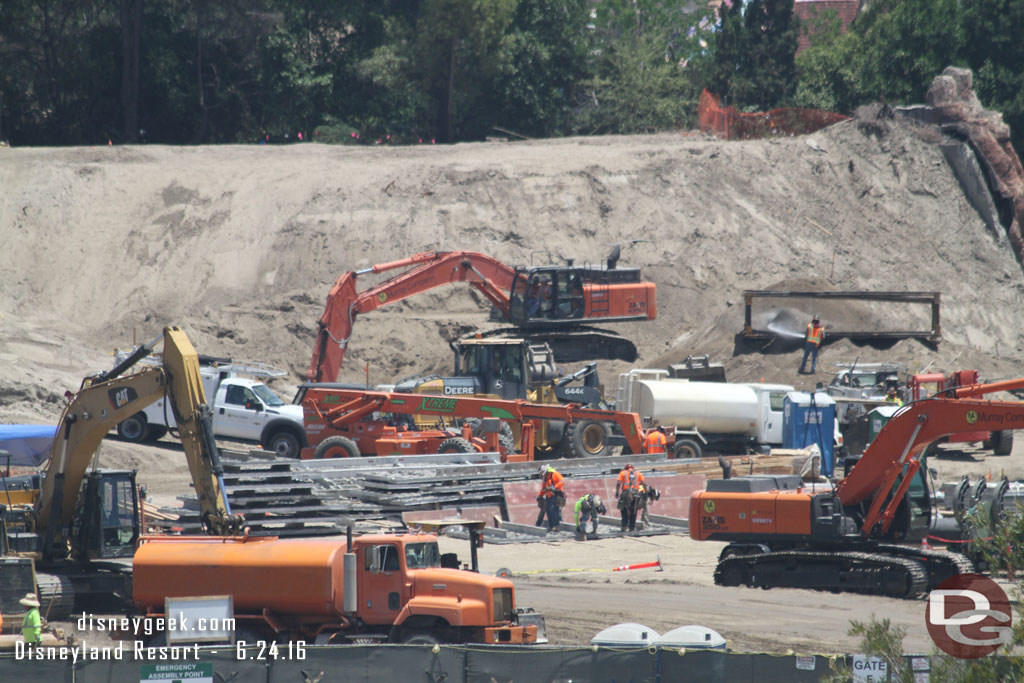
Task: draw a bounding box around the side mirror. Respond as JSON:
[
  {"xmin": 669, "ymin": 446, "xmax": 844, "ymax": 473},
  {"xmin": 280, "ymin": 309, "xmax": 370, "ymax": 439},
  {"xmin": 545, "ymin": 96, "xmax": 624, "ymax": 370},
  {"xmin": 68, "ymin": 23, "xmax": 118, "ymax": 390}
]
[
  {"xmin": 245, "ymin": 400, "xmax": 263, "ymax": 412},
  {"xmin": 370, "ymin": 546, "xmax": 382, "ymax": 573}
]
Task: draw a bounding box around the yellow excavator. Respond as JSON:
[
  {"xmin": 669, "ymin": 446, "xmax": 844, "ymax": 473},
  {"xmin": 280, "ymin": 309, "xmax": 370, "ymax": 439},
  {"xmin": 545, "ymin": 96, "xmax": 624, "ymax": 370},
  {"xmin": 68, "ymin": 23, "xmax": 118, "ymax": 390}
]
[{"xmin": 0, "ymin": 327, "xmax": 243, "ymax": 618}]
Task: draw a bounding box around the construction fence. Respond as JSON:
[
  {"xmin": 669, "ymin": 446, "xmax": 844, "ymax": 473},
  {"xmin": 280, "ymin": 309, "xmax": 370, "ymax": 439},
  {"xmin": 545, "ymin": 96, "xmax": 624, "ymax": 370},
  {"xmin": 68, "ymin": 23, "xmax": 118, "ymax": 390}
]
[
  {"xmin": 0, "ymin": 644, "xmax": 939, "ymax": 682},
  {"xmin": 698, "ymin": 89, "xmax": 849, "ymax": 140}
]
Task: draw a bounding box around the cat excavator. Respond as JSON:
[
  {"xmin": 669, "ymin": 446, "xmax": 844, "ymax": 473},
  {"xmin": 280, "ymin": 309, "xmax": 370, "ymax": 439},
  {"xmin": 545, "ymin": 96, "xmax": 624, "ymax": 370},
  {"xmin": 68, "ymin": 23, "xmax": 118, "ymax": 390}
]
[
  {"xmin": 306, "ymin": 249, "xmax": 657, "ymax": 384},
  {"xmin": 0, "ymin": 327, "xmax": 244, "ymax": 617},
  {"xmin": 689, "ymin": 377, "xmax": 1024, "ymax": 598}
]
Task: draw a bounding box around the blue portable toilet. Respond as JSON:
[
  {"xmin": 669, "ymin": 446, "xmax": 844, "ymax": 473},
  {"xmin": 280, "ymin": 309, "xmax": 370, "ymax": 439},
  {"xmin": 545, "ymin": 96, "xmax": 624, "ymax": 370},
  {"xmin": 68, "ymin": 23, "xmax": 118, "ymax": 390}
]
[{"xmin": 783, "ymin": 392, "xmax": 836, "ymax": 477}]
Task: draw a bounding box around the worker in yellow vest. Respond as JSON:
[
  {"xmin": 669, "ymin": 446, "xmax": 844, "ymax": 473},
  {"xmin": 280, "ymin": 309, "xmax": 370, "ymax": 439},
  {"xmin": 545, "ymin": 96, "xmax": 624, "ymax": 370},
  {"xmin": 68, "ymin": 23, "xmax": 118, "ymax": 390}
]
[{"xmin": 798, "ymin": 315, "xmax": 825, "ymax": 374}]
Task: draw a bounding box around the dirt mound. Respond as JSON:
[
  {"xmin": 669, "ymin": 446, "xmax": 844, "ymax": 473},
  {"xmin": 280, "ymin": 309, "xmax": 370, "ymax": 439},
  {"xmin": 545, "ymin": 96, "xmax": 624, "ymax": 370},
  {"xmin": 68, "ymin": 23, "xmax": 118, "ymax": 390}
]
[{"xmin": 1, "ymin": 114, "xmax": 1023, "ymax": 423}]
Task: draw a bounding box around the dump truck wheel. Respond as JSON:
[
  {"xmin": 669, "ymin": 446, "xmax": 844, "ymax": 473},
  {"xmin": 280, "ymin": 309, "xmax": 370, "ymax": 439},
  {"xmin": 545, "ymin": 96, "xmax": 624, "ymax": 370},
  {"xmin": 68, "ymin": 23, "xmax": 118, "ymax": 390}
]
[
  {"xmin": 991, "ymin": 430, "xmax": 1014, "ymax": 456},
  {"xmin": 565, "ymin": 420, "xmax": 608, "ymax": 458},
  {"xmin": 117, "ymin": 413, "xmax": 149, "ymax": 443},
  {"xmin": 314, "ymin": 436, "xmax": 360, "ymax": 459},
  {"xmin": 438, "ymin": 437, "xmax": 475, "ymax": 454},
  {"xmin": 673, "ymin": 438, "xmax": 702, "ymax": 459}
]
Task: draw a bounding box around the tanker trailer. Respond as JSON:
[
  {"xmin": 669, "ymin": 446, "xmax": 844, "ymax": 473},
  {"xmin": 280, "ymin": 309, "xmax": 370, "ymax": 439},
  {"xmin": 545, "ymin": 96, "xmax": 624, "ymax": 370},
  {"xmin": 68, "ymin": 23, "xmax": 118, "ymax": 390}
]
[
  {"xmin": 615, "ymin": 369, "xmax": 793, "ymax": 458},
  {"xmin": 132, "ymin": 533, "xmax": 539, "ymax": 645}
]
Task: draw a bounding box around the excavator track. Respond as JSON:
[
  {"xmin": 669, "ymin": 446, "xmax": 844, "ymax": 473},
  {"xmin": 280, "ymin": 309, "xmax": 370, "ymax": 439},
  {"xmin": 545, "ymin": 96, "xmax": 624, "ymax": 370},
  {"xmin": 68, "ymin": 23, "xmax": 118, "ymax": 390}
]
[
  {"xmin": 475, "ymin": 327, "xmax": 637, "ymax": 363},
  {"xmin": 876, "ymin": 543, "xmax": 975, "ymax": 589},
  {"xmin": 714, "ymin": 549, "xmax": 929, "ymax": 599}
]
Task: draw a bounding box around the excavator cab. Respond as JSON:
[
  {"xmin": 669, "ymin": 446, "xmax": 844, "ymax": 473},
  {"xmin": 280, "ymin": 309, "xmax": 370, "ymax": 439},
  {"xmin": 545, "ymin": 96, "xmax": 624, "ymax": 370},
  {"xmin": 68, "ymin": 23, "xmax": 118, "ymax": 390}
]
[
  {"xmin": 71, "ymin": 470, "xmax": 140, "ymax": 561},
  {"xmin": 507, "ymin": 267, "xmax": 589, "ymax": 326}
]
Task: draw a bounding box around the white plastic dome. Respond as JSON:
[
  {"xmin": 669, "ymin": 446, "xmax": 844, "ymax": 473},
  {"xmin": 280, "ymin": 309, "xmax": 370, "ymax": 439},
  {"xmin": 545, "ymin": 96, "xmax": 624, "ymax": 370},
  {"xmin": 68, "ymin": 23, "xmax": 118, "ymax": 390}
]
[
  {"xmin": 656, "ymin": 625, "xmax": 727, "ymax": 650},
  {"xmin": 590, "ymin": 623, "xmax": 660, "ymax": 647}
]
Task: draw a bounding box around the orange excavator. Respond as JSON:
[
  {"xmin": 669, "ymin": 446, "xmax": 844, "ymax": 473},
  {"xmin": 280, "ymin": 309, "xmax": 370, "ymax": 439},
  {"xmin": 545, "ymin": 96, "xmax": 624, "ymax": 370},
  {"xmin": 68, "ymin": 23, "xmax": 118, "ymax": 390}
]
[
  {"xmin": 307, "ymin": 250, "xmax": 657, "ymax": 383},
  {"xmin": 689, "ymin": 377, "xmax": 1024, "ymax": 598}
]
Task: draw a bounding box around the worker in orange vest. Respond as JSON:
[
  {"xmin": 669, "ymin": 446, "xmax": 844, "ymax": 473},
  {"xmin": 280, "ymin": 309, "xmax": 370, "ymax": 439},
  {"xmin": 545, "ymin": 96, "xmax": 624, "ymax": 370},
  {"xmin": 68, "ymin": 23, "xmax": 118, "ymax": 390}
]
[
  {"xmin": 536, "ymin": 466, "xmax": 565, "ymax": 532},
  {"xmin": 798, "ymin": 314, "xmax": 825, "ymax": 374},
  {"xmin": 615, "ymin": 464, "xmax": 646, "ymax": 532},
  {"xmin": 644, "ymin": 427, "xmax": 668, "ymax": 454}
]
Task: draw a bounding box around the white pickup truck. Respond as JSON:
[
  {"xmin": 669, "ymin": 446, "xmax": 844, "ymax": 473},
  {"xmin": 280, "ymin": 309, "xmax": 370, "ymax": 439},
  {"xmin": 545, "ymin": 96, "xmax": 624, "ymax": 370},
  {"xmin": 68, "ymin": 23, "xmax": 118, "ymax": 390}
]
[{"xmin": 113, "ymin": 353, "xmax": 307, "ymax": 458}]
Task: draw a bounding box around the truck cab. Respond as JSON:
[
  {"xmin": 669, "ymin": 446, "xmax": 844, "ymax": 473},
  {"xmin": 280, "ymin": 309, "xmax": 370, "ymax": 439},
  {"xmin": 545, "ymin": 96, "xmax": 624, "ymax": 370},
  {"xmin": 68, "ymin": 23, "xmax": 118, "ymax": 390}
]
[{"xmin": 114, "ymin": 355, "xmax": 306, "ymax": 458}]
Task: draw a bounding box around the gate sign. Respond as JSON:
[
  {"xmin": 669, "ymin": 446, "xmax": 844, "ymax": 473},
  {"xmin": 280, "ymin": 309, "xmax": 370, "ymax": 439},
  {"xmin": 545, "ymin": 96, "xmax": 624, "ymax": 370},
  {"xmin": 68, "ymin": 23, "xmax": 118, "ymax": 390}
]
[
  {"xmin": 140, "ymin": 662, "xmax": 213, "ymax": 682},
  {"xmin": 851, "ymin": 654, "xmax": 887, "ymax": 682}
]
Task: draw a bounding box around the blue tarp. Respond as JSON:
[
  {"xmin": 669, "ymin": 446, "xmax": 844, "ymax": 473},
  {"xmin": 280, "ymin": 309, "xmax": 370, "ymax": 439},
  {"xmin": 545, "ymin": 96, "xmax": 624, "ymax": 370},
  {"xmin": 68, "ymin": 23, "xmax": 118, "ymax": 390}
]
[{"xmin": 0, "ymin": 424, "xmax": 57, "ymax": 467}]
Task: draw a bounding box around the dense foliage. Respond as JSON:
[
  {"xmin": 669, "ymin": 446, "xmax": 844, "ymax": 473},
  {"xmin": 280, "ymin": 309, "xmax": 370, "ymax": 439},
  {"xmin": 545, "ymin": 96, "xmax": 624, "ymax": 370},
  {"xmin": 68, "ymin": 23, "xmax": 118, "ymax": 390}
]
[{"xmin": 0, "ymin": 1, "xmax": 1020, "ymax": 150}]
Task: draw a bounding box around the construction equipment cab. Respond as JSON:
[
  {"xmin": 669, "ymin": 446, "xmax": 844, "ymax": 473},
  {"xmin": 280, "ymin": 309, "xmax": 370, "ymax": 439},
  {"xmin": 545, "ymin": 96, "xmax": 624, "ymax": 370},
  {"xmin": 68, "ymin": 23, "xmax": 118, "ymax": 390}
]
[{"xmin": 506, "ymin": 261, "xmax": 654, "ymax": 327}]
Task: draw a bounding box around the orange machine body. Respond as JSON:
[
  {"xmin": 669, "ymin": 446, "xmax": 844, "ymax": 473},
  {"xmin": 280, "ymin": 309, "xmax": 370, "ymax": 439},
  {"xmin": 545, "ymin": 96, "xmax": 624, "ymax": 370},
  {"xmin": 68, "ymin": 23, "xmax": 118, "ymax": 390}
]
[
  {"xmin": 582, "ymin": 282, "xmax": 656, "ymax": 321},
  {"xmin": 689, "ymin": 490, "xmax": 814, "ymax": 541}
]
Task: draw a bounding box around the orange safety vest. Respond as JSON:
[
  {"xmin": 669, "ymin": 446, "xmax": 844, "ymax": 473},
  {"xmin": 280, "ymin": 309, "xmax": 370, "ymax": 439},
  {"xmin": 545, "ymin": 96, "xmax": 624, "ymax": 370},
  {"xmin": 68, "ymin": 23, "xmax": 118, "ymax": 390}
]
[
  {"xmin": 540, "ymin": 470, "xmax": 564, "ymax": 498},
  {"xmin": 806, "ymin": 323, "xmax": 824, "ymax": 345},
  {"xmin": 644, "ymin": 431, "xmax": 667, "ymax": 454},
  {"xmin": 617, "ymin": 468, "xmax": 644, "ymax": 492}
]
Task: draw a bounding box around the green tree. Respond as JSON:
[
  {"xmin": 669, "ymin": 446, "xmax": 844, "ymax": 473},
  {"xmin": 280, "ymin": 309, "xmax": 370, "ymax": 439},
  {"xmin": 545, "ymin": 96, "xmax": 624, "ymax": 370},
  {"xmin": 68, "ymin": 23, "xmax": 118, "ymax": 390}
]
[
  {"xmin": 576, "ymin": 0, "xmax": 709, "ymax": 134},
  {"xmin": 704, "ymin": 0, "xmax": 800, "ymax": 110},
  {"xmin": 483, "ymin": 0, "xmax": 591, "ymax": 137},
  {"xmin": 960, "ymin": 0, "xmax": 1024, "ymax": 160}
]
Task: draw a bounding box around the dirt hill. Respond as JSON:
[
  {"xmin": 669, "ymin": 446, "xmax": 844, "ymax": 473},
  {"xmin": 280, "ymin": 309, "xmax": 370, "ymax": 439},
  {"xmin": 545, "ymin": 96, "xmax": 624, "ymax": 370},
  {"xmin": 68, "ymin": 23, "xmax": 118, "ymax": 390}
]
[{"xmin": 2, "ymin": 113, "xmax": 1023, "ymax": 424}]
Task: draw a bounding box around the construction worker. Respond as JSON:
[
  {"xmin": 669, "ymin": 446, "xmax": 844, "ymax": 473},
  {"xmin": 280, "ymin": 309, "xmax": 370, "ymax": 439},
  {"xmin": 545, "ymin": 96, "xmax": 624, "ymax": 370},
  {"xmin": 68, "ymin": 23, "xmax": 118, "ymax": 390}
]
[
  {"xmin": 538, "ymin": 466, "xmax": 565, "ymax": 532},
  {"xmin": 644, "ymin": 427, "xmax": 668, "ymax": 454},
  {"xmin": 573, "ymin": 493, "xmax": 607, "ymax": 540},
  {"xmin": 886, "ymin": 386, "xmax": 903, "ymax": 406},
  {"xmin": 19, "ymin": 592, "xmax": 41, "ymax": 645},
  {"xmin": 638, "ymin": 485, "xmax": 660, "ymax": 529},
  {"xmin": 615, "ymin": 464, "xmax": 645, "ymax": 532},
  {"xmin": 798, "ymin": 315, "xmax": 825, "ymax": 374}
]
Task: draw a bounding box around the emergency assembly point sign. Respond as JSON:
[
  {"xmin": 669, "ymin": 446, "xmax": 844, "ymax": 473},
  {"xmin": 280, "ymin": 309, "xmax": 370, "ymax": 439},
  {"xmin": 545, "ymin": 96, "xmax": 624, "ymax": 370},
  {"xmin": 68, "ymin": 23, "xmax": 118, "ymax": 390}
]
[{"xmin": 926, "ymin": 573, "xmax": 1012, "ymax": 659}]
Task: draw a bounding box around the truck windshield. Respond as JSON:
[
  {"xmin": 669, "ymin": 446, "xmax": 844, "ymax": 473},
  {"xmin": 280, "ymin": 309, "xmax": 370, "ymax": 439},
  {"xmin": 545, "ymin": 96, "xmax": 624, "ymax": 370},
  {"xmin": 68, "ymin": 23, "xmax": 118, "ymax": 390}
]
[
  {"xmin": 405, "ymin": 542, "xmax": 441, "ymax": 569},
  {"xmin": 252, "ymin": 384, "xmax": 284, "ymax": 407}
]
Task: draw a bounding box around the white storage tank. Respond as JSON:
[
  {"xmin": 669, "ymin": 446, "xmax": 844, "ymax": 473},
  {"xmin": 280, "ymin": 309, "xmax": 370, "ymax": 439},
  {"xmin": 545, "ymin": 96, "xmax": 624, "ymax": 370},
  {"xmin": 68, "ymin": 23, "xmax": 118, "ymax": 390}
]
[{"xmin": 636, "ymin": 380, "xmax": 759, "ymax": 435}]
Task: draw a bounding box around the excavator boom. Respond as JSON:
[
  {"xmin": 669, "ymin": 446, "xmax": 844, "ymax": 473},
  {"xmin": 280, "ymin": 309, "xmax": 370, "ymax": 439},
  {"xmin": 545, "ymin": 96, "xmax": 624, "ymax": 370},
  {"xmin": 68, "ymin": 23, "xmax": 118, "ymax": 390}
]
[
  {"xmin": 307, "ymin": 250, "xmax": 657, "ymax": 383},
  {"xmin": 309, "ymin": 251, "xmax": 515, "ymax": 383},
  {"xmin": 33, "ymin": 327, "xmax": 242, "ymax": 559}
]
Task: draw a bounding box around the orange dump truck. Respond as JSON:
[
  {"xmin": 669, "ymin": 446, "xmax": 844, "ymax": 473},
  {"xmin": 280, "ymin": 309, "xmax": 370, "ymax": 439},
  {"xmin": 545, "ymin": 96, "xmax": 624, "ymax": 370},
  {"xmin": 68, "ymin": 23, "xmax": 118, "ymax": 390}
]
[{"xmin": 133, "ymin": 533, "xmax": 543, "ymax": 645}]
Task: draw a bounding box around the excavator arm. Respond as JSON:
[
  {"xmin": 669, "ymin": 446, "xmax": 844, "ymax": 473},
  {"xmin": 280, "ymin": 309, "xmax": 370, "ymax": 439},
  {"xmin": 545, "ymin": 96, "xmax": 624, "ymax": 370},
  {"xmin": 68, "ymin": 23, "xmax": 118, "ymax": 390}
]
[
  {"xmin": 308, "ymin": 251, "xmax": 516, "ymax": 383},
  {"xmin": 837, "ymin": 377, "xmax": 1024, "ymax": 537},
  {"xmin": 34, "ymin": 327, "xmax": 243, "ymax": 559}
]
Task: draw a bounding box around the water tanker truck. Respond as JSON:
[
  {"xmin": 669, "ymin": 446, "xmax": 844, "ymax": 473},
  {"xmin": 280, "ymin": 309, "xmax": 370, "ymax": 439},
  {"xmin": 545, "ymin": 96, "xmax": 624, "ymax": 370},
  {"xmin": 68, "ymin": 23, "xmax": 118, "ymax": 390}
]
[
  {"xmin": 132, "ymin": 532, "xmax": 542, "ymax": 645},
  {"xmin": 615, "ymin": 369, "xmax": 796, "ymax": 459}
]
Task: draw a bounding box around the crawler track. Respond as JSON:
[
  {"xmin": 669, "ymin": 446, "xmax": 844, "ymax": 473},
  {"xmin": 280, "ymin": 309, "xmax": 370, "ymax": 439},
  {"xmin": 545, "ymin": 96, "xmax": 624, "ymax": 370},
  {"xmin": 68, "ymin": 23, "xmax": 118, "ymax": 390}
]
[{"xmin": 714, "ymin": 549, "xmax": 930, "ymax": 599}]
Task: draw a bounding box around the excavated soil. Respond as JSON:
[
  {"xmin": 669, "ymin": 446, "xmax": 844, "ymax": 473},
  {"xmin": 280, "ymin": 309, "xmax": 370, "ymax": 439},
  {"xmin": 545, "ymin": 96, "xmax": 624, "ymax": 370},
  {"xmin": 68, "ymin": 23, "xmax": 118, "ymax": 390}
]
[{"xmin": 3, "ymin": 114, "xmax": 1024, "ymax": 651}]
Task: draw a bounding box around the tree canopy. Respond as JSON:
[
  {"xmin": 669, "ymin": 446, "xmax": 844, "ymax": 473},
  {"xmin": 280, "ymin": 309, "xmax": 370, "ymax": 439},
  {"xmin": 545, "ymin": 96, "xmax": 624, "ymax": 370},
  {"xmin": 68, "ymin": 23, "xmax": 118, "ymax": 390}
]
[{"xmin": 0, "ymin": 0, "xmax": 1020, "ymax": 152}]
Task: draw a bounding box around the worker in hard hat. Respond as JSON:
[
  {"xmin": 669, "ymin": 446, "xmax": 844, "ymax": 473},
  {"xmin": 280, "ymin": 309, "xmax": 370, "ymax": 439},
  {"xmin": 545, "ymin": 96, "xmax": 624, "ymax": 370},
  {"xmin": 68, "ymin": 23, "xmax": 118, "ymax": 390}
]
[
  {"xmin": 798, "ymin": 314, "xmax": 825, "ymax": 374},
  {"xmin": 573, "ymin": 493, "xmax": 607, "ymax": 541},
  {"xmin": 644, "ymin": 426, "xmax": 668, "ymax": 454},
  {"xmin": 537, "ymin": 466, "xmax": 565, "ymax": 532},
  {"xmin": 19, "ymin": 592, "xmax": 42, "ymax": 645},
  {"xmin": 886, "ymin": 386, "xmax": 903, "ymax": 406},
  {"xmin": 615, "ymin": 463, "xmax": 646, "ymax": 532}
]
